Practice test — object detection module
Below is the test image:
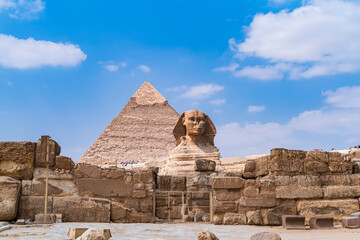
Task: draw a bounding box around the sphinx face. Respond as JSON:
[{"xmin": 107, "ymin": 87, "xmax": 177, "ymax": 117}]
[{"xmin": 183, "ymin": 110, "xmax": 206, "ymax": 136}]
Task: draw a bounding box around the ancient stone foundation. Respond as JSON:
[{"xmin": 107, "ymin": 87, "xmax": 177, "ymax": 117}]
[{"xmin": 1, "ymin": 138, "xmax": 360, "ymax": 226}]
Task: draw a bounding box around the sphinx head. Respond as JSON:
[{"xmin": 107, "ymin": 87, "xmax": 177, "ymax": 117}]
[
  {"xmin": 182, "ymin": 110, "xmax": 206, "ymax": 136},
  {"xmin": 173, "ymin": 110, "xmax": 216, "ymax": 146}
]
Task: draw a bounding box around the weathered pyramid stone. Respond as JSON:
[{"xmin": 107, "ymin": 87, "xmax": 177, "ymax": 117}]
[{"xmin": 79, "ymin": 82, "xmax": 180, "ymax": 165}]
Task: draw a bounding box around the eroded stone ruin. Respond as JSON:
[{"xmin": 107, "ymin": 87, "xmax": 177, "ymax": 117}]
[{"xmin": 1, "ymin": 82, "xmax": 360, "ymax": 227}]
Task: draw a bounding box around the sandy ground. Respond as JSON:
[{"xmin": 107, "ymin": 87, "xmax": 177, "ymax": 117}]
[{"xmin": 1, "ymin": 223, "xmax": 360, "ymax": 240}]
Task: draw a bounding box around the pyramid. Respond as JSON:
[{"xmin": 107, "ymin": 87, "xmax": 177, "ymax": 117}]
[{"xmin": 79, "ymin": 82, "xmax": 180, "ymax": 165}]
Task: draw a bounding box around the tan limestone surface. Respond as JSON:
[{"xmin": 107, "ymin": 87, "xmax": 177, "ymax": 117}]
[
  {"xmin": 79, "ymin": 82, "xmax": 180, "ymax": 165},
  {"xmin": 0, "ymin": 141, "xmax": 36, "ymax": 180},
  {"xmin": 0, "ymin": 176, "xmax": 21, "ymax": 220}
]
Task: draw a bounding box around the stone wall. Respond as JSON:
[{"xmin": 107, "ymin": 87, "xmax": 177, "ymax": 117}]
[
  {"xmin": 0, "ymin": 139, "xmax": 157, "ymax": 223},
  {"xmin": 156, "ymin": 174, "xmax": 212, "ymax": 222},
  {"xmin": 2, "ymin": 139, "xmax": 360, "ymax": 226},
  {"xmin": 212, "ymin": 148, "xmax": 360, "ymax": 225}
]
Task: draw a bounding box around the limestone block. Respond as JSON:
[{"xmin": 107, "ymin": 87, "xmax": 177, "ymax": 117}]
[
  {"xmin": 77, "ymin": 179, "xmax": 133, "ymax": 198},
  {"xmin": 342, "ymin": 217, "xmax": 360, "ymax": 229},
  {"xmin": 171, "ymin": 176, "xmax": 186, "ymax": 191},
  {"xmin": 134, "ymin": 183, "xmax": 145, "ymax": 190},
  {"xmin": 76, "ymin": 228, "xmax": 106, "ymax": 240},
  {"xmin": 157, "ymin": 175, "xmax": 172, "ymax": 191},
  {"xmin": 250, "ymin": 232, "xmax": 281, "ymax": 240},
  {"xmin": 323, "ymin": 186, "xmax": 360, "ymax": 199},
  {"xmin": 187, "ymin": 175, "xmax": 211, "ymax": 191},
  {"xmin": 213, "ymin": 201, "xmax": 238, "ymax": 213},
  {"xmin": 328, "ymin": 161, "xmax": 353, "ymax": 174},
  {"xmin": 242, "ymin": 179, "xmax": 276, "ymax": 206},
  {"xmin": 244, "ymin": 156, "xmax": 270, "ymax": 177},
  {"xmin": 126, "ymin": 211, "xmax": 153, "ymax": 223},
  {"xmin": 274, "ymin": 175, "xmax": 321, "ymax": 187},
  {"xmin": 269, "ymin": 148, "xmax": 306, "ymax": 175},
  {"xmin": 124, "ymin": 198, "xmax": 140, "ymax": 211},
  {"xmin": 270, "ymin": 159, "xmax": 304, "ymax": 175},
  {"xmin": 101, "ymin": 168, "xmax": 126, "ymax": 179},
  {"xmin": 212, "ymin": 214, "xmax": 223, "ymax": 225},
  {"xmin": 213, "ymin": 189, "xmax": 241, "ymax": 201},
  {"xmin": 297, "ymin": 199, "xmax": 359, "ymax": 224},
  {"xmin": 270, "ymin": 148, "xmax": 306, "ymax": 161},
  {"xmin": 155, "ymin": 206, "xmax": 170, "ymax": 219},
  {"xmin": 261, "ymin": 200, "xmax": 297, "ymax": 226},
  {"xmin": 18, "ymin": 196, "xmax": 53, "ymax": 220},
  {"xmin": 133, "ymin": 169, "xmax": 154, "ymax": 183},
  {"xmin": 350, "ymin": 174, "xmax": 360, "ymax": 185},
  {"xmin": 328, "ymin": 152, "xmax": 343, "ymax": 161},
  {"xmin": 53, "ymin": 197, "xmax": 111, "ymax": 222},
  {"xmin": 223, "ymin": 213, "xmax": 246, "ymax": 225},
  {"xmin": 194, "ymin": 159, "xmax": 216, "ymax": 172},
  {"xmin": 0, "ymin": 141, "xmax": 36, "ymax": 180},
  {"xmin": 276, "ymin": 186, "xmax": 323, "ymax": 199},
  {"xmin": 33, "ymin": 167, "xmax": 74, "ymax": 180},
  {"xmin": 30, "ymin": 179, "xmax": 78, "ymax": 197},
  {"xmin": 111, "ymin": 202, "xmax": 128, "ymax": 222},
  {"xmin": 0, "ymin": 176, "xmax": 21, "ymax": 220},
  {"xmin": 212, "ymin": 177, "xmax": 244, "ymax": 189},
  {"xmin": 35, "ymin": 137, "xmax": 60, "ymax": 168},
  {"xmin": 306, "ymin": 151, "xmax": 329, "ymax": 162},
  {"xmin": 132, "ymin": 190, "xmax": 147, "ymax": 198},
  {"xmin": 139, "ymin": 197, "xmax": 153, "ymax": 213},
  {"xmin": 21, "ymin": 180, "xmax": 31, "ymax": 196},
  {"xmin": 241, "ymin": 197, "xmax": 276, "ymax": 208},
  {"xmin": 320, "ymin": 174, "xmax": 352, "ymax": 186},
  {"xmin": 304, "ymin": 161, "xmax": 328, "ymax": 174},
  {"xmin": 55, "ymin": 156, "xmax": 74, "ymax": 170},
  {"xmin": 244, "ymin": 160, "xmax": 256, "ymax": 172},
  {"xmin": 273, "ymin": 175, "xmax": 322, "ymax": 199},
  {"xmin": 246, "ymin": 210, "xmax": 263, "ymax": 225},
  {"xmin": 197, "ymin": 231, "xmax": 219, "ymax": 240},
  {"xmin": 73, "ymin": 164, "xmax": 101, "ymax": 179}
]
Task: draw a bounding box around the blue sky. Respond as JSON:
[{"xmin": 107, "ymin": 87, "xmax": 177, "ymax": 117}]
[{"xmin": 1, "ymin": 0, "xmax": 360, "ymax": 161}]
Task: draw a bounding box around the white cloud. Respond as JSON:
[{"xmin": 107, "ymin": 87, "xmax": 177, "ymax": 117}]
[
  {"xmin": 1, "ymin": 0, "xmax": 45, "ymax": 19},
  {"xmin": 104, "ymin": 64, "xmax": 119, "ymax": 72},
  {"xmin": 216, "ymin": 84, "xmax": 360, "ymax": 157},
  {"xmin": 224, "ymin": 0, "xmax": 360, "ymax": 80},
  {"xmin": 182, "ymin": 84, "xmax": 224, "ymax": 100},
  {"xmin": 137, "ymin": 64, "xmax": 151, "ymax": 73},
  {"xmin": 100, "ymin": 61, "xmax": 127, "ymax": 71},
  {"xmin": 210, "ymin": 98, "xmax": 226, "ymax": 106},
  {"xmin": 213, "ymin": 63, "xmax": 239, "ymax": 72},
  {"xmin": 248, "ymin": 105, "xmax": 266, "ymax": 113},
  {"xmin": 0, "ymin": 34, "xmax": 87, "ymax": 69},
  {"xmin": 0, "ymin": 0, "xmax": 15, "ymax": 10},
  {"xmin": 323, "ymin": 85, "xmax": 360, "ymax": 108},
  {"xmin": 234, "ymin": 65, "xmax": 285, "ymax": 80},
  {"xmin": 166, "ymin": 85, "xmax": 188, "ymax": 92}
]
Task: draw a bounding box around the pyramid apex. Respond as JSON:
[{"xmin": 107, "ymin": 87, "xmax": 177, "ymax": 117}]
[{"xmin": 131, "ymin": 81, "xmax": 167, "ymax": 105}]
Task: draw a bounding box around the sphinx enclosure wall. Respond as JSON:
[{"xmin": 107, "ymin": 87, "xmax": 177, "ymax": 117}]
[{"xmin": 1, "ymin": 140, "xmax": 360, "ymax": 225}]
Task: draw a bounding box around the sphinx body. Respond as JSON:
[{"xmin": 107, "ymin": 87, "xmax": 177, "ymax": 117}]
[{"xmin": 163, "ymin": 110, "xmax": 222, "ymax": 175}]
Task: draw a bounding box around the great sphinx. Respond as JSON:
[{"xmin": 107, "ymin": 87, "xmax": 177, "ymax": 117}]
[{"xmin": 163, "ymin": 110, "xmax": 222, "ymax": 175}]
